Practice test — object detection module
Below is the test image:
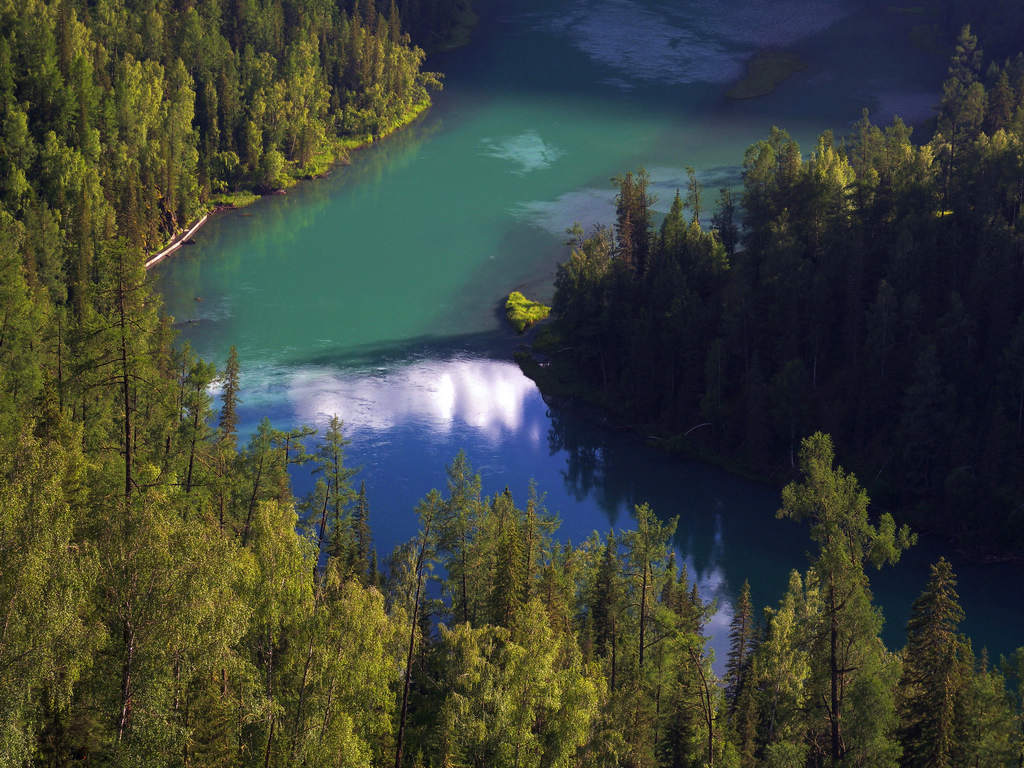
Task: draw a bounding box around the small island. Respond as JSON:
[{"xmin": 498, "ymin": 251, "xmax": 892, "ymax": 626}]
[{"xmin": 505, "ymin": 291, "xmax": 551, "ymax": 333}]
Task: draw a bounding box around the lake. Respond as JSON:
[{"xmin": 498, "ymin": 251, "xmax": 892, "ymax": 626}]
[{"xmin": 155, "ymin": 0, "xmax": 1024, "ymax": 662}]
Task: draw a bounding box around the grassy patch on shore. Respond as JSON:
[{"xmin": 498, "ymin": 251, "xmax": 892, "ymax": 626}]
[
  {"xmin": 505, "ymin": 291, "xmax": 550, "ymax": 333},
  {"xmin": 210, "ymin": 190, "xmax": 261, "ymax": 208},
  {"xmin": 727, "ymin": 50, "xmax": 807, "ymax": 100}
]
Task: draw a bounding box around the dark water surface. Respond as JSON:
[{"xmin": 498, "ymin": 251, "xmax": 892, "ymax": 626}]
[{"xmin": 156, "ymin": 0, "xmax": 1024, "ymax": 662}]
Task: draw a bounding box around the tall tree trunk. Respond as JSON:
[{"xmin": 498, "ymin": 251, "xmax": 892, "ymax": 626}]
[
  {"xmin": 185, "ymin": 405, "xmax": 200, "ymax": 492},
  {"xmin": 830, "ymin": 574, "xmax": 842, "ymax": 761},
  {"xmin": 639, "ymin": 562, "xmax": 648, "ymax": 672},
  {"xmin": 118, "ymin": 624, "xmax": 135, "ymax": 742},
  {"xmin": 241, "ymin": 457, "xmax": 264, "ymax": 546},
  {"xmin": 119, "ymin": 266, "xmax": 132, "ymax": 505},
  {"xmin": 395, "ymin": 517, "xmax": 432, "ymax": 768}
]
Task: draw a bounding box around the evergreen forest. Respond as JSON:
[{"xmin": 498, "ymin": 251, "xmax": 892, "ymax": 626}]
[
  {"xmin": 0, "ymin": 0, "xmax": 1022, "ymax": 764},
  {"xmin": 542, "ymin": 26, "xmax": 1024, "ymax": 556}
]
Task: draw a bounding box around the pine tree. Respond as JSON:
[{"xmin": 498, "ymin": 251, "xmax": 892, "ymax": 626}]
[
  {"xmin": 590, "ymin": 530, "xmax": 621, "ymax": 689},
  {"xmin": 352, "ymin": 480, "xmax": 372, "ymax": 579},
  {"xmin": 711, "ymin": 188, "xmax": 738, "ymax": 258},
  {"xmin": 218, "ymin": 345, "xmax": 240, "ymax": 443},
  {"xmin": 394, "ymin": 490, "xmax": 440, "ymax": 768},
  {"xmin": 488, "ymin": 489, "xmax": 524, "ymax": 627},
  {"xmin": 724, "ymin": 580, "xmax": 755, "ymax": 709},
  {"xmin": 659, "ymin": 190, "xmax": 686, "ymax": 262},
  {"xmin": 312, "ymin": 415, "xmax": 357, "ymax": 564},
  {"xmin": 623, "ymin": 503, "xmax": 678, "ymax": 675},
  {"xmin": 440, "ymin": 450, "xmax": 482, "ymax": 623},
  {"xmin": 779, "ymin": 432, "xmax": 914, "ymax": 765},
  {"xmin": 685, "ymin": 166, "xmax": 701, "ymax": 224},
  {"xmin": 897, "ymin": 557, "xmax": 968, "ymax": 768}
]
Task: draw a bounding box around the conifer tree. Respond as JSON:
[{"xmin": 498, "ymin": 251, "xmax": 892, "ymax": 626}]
[
  {"xmin": 218, "ymin": 345, "xmax": 240, "ymax": 443},
  {"xmin": 659, "ymin": 190, "xmax": 686, "ymax": 263},
  {"xmin": 312, "ymin": 414, "xmax": 357, "ymax": 562},
  {"xmin": 352, "ymin": 480, "xmax": 373, "ymax": 580},
  {"xmin": 725, "ymin": 580, "xmax": 755, "ymax": 710},
  {"xmin": 711, "ymin": 188, "xmax": 739, "ymax": 258},
  {"xmin": 439, "ymin": 450, "xmax": 482, "ymax": 623},
  {"xmin": 623, "ymin": 503, "xmax": 678, "ymax": 675},
  {"xmin": 590, "ymin": 531, "xmax": 622, "ymax": 690},
  {"xmin": 779, "ymin": 432, "xmax": 914, "ymax": 765},
  {"xmin": 394, "ymin": 489, "xmax": 439, "ymax": 768},
  {"xmin": 488, "ymin": 489, "xmax": 525, "ymax": 627},
  {"xmin": 685, "ymin": 166, "xmax": 702, "ymax": 224},
  {"xmin": 897, "ymin": 557, "xmax": 968, "ymax": 768}
]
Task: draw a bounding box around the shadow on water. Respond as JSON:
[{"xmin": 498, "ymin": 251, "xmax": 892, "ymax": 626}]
[
  {"xmin": 220, "ymin": 326, "xmax": 1024, "ymax": 661},
  {"xmin": 547, "ymin": 391, "xmax": 1024, "ymax": 656},
  {"xmin": 432, "ymin": 0, "xmax": 946, "ymax": 131},
  {"xmin": 156, "ymin": 0, "xmax": 1022, "ymax": 663},
  {"xmin": 544, "ymin": 397, "xmax": 802, "ymax": 611},
  {"xmin": 277, "ymin": 327, "xmax": 524, "ymax": 369}
]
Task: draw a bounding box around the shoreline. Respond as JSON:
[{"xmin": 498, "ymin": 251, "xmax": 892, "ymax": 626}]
[
  {"xmin": 144, "ymin": 213, "xmax": 210, "ymax": 270},
  {"xmin": 145, "ymin": 99, "xmax": 432, "ymax": 271},
  {"xmin": 513, "ymin": 338, "xmax": 1023, "ymax": 566}
]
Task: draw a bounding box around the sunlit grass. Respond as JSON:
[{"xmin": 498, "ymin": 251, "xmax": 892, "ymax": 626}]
[
  {"xmin": 506, "ymin": 291, "xmax": 551, "ymax": 333},
  {"xmin": 209, "ymin": 190, "xmax": 261, "ymax": 208}
]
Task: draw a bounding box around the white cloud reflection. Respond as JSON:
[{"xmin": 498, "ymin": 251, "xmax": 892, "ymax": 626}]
[
  {"xmin": 481, "ymin": 130, "xmax": 565, "ymax": 174},
  {"xmin": 287, "ymin": 358, "xmax": 539, "ymax": 441}
]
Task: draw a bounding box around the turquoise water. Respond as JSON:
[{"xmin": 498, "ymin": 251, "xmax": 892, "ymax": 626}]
[{"xmin": 155, "ymin": 0, "xmax": 1023, "ymax": 661}]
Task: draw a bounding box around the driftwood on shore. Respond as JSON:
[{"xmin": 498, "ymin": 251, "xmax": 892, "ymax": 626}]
[{"xmin": 144, "ymin": 213, "xmax": 210, "ymax": 270}]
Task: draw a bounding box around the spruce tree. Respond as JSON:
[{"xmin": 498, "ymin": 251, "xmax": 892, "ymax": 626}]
[
  {"xmin": 724, "ymin": 579, "xmax": 755, "ymax": 710},
  {"xmin": 488, "ymin": 489, "xmax": 524, "ymax": 627},
  {"xmin": 779, "ymin": 432, "xmax": 914, "ymax": 765},
  {"xmin": 440, "ymin": 450, "xmax": 482, "ymax": 623},
  {"xmin": 218, "ymin": 345, "xmax": 240, "ymax": 442},
  {"xmin": 590, "ymin": 530, "xmax": 621, "ymax": 688},
  {"xmin": 897, "ymin": 557, "xmax": 968, "ymax": 768},
  {"xmin": 623, "ymin": 503, "xmax": 678, "ymax": 675},
  {"xmin": 659, "ymin": 190, "xmax": 686, "ymax": 261},
  {"xmin": 352, "ymin": 480, "xmax": 372, "ymax": 579}
]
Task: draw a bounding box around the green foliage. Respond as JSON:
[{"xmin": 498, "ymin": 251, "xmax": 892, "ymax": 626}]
[
  {"xmin": 0, "ymin": 4, "xmax": 1022, "ymax": 764},
  {"xmin": 778, "ymin": 433, "xmax": 912, "ymax": 765},
  {"xmin": 544, "ymin": 30, "xmax": 1024, "ymax": 554},
  {"xmin": 505, "ymin": 291, "xmax": 551, "ymax": 334},
  {"xmin": 898, "ymin": 557, "xmax": 970, "ymax": 768},
  {"xmin": 0, "ymin": 0, "xmax": 441, "ymax": 258}
]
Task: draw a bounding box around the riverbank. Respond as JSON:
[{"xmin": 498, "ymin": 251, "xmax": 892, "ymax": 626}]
[
  {"xmin": 513, "ymin": 325, "xmax": 1022, "ymax": 565},
  {"xmin": 513, "ymin": 331, "xmax": 773, "ymax": 482},
  {"xmin": 145, "ymin": 99, "xmax": 432, "ymax": 271},
  {"xmin": 145, "ymin": 213, "xmax": 212, "ymax": 270}
]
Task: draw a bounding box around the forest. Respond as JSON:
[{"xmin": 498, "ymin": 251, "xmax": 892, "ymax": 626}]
[
  {"xmin": 0, "ymin": 0, "xmax": 1023, "ymax": 761},
  {"xmin": 538, "ymin": 26, "xmax": 1024, "ymax": 557},
  {"xmin": 0, "ymin": 0, "xmax": 440, "ymax": 266}
]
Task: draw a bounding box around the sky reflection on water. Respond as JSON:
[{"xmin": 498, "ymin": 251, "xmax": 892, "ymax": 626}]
[
  {"xmin": 224, "ymin": 353, "xmax": 1024, "ymax": 669},
  {"xmin": 238, "ymin": 354, "xmax": 801, "ymax": 668},
  {"xmin": 157, "ymin": 0, "xmax": 1024, "ymax": 666}
]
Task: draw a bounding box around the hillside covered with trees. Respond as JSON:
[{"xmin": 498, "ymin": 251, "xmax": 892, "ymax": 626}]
[
  {"xmin": 536, "ymin": 27, "xmax": 1024, "ymax": 557},
  {"xmin": 0, "ymin": 0, "xmax": 1023, "ymax": 763},
  {"xmin": 0, "ymin": 0, "xmax": 440, "ymax": 265}
]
